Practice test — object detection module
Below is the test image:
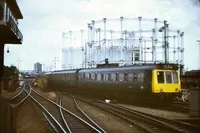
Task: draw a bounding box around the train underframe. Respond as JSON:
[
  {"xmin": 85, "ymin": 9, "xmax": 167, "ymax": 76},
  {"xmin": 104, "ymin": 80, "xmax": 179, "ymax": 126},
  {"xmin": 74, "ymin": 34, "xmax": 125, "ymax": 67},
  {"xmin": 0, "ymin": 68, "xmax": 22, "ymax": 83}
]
[{"xmin": 46, "ymin": 79, "xmax": 180, "ymax": 104}]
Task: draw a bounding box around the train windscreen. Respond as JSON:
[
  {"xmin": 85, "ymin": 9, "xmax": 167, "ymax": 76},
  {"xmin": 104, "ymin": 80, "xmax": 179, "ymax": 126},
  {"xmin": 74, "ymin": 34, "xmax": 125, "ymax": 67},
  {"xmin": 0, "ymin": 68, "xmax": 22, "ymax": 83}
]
[
  {"xmin": 157, "ymin": 71, "xmax": 179, "ymax": 84},
  {"xmin": 165, "ymin": 72, "xmax": 172, "ymax": 83},
  {"xmin": 157, "ymin": 72, "xmax": 164, "ymax": 83},
  {"xmin": 173, "ymin": 72, "xmax": 178, "ymax": 83}
]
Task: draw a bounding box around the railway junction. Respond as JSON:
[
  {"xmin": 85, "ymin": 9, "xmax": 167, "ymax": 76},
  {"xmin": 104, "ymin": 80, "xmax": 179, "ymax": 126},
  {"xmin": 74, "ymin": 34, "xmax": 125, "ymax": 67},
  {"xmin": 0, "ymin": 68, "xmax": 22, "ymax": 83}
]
[{"xmin": 0, "ymin": 0, "xmax": 200, "ymax": 133}]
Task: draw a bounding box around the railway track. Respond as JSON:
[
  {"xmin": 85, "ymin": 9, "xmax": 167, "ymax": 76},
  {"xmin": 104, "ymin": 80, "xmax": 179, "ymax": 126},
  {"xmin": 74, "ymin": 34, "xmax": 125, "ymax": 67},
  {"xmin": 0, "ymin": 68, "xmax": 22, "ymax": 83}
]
[
  {"xmin": 161, "ymin": 100, "xmax": 189, "ymax": 113},
  {"xmin": 10, "ymin": 81, "xmax": 30, "ymax": 107},
  {"xmin": 61, "ymin": 93, "xmax": 106, "ymax": 133},
  {"xmin": 119, "ymin": 100, "xmax": 189, "ymax": 113},
  {"xmin": 30, "ymin": 89, "xmax": 105, "ymax": 133},
  {"xmin": 74, "ymin": 97, "xmax": 200, "ymax": 133}
]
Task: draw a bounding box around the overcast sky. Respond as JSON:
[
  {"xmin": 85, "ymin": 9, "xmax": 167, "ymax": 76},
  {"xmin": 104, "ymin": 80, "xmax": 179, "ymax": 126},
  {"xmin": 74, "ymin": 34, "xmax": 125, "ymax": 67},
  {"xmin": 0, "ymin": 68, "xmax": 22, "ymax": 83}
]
[{"xmin": 4, "ymin": 0, "xmax": 200, "ymax": 71}]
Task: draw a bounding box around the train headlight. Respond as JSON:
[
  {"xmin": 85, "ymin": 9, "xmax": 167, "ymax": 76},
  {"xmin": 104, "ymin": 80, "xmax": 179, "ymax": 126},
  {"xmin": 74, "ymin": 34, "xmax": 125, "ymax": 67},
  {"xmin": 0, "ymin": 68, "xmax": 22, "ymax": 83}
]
[
  {"xmin": 160, "ymin": 88, "xmax": 163, "ymax": 92},
  {"xmin": 175, "ymin": 88, "xmax": 178, "ymax": 92},
  {"xmin": 140, "ymin": 86, "xmax": 144, "ymax": 89}
]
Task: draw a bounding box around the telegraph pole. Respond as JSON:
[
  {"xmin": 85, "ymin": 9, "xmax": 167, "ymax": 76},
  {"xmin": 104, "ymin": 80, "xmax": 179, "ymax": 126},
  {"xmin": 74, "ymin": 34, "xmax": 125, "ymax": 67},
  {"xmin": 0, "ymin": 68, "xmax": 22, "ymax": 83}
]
[
  {"xmin": 17, "ymin": 58, "xmax": 21, "ymax": 71},
  {"xmin": 53, "ymin": 57, "xmax": 59, "ymax": 70}
]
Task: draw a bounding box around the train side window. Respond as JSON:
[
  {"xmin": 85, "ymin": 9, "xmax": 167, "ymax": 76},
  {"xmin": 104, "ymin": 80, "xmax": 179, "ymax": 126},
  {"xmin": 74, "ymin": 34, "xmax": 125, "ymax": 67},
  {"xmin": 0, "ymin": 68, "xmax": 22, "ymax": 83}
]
[
  {"xmin": 140, "ymin": 72, "xmax": 144, "ymax": 82},
  {"xmin": 89, "ymin": 73, "xmax": 91, "ymax": 80},
  {"xmin": 173, "ymin": 72, "xmax": 178, "ymax": 83},
  {"xmin": 104, "ymin": 73, "xmax": 108, "ymax": 81},
  {"xmin": 91, "ymin": 73, "xmax": 95, "ymax": 80},
  {"xmin": 101, "ymin": 74, "xmax": 104, "ymax": 81},
  {"xmin": 128, "ymin": 73, "xmax": 133, "ymax": 82},
  {"xmin": 157, "ymin": 71, "xmax": 164, "ymax": 83},
  {"xmin": 94, "ymin": 74, "xmax": 97, "ymax": 80},
  {"xmin": 165, "ymin": 72, "xmax": 172, "ymax": 83},
  {"xmin": 83, "ymin": 73, "xmax": 85, "ymax": 79},
  {"xmin": 85, "ymin": 73, "xmax": 87, "ymax": 80},
  {"xmin": 119, "ymin": 73, "xmax": 124, "ymax": 82},
  {"xmin": 116, "ymin": 73, "xmax": 119, "ymax": 81},
  {"xmin": 111, "ymin": 73, "xmax": 116, "ymax": 81},
  {"xmin": 79, "ymin": 74, "xmax": 82, "ymax": 80},
  {"xmin": 108, "ymin": 73, "xmax": 111, "ymax": 81},
  {"xmin": 124, "ymin": 73, "xmax": 128, "ymax": 82},
  {"xmin": 97, "ymin": 73, "xmax": 101, "ymax": 81},
  {"xmin": 72, "ymin": 74, "xmax": 74, "ymax": 80},
  {"xmin": 133, "ymin": 72, "xmax": 137, "ymax": 81}
]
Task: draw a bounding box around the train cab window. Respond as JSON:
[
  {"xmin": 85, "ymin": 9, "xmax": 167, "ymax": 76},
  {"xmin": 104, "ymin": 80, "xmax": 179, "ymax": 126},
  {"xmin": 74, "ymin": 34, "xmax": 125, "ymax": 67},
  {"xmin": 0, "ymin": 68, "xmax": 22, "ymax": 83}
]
[
  {"xmin": 173, "ymin": 72, "xmax": 178, "ymax": 83},
  {"xmin": 165, "ymin": 72, "xmax": 172, "ymax": 83},
  {"xmin": 157, "ymin": 71, "xmax": 164, "ymax": 83}
]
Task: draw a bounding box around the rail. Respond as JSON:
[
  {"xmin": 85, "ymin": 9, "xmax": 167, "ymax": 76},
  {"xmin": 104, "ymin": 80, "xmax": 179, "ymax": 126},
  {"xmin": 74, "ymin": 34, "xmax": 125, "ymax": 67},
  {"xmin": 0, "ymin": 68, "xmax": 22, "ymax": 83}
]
[
  {"xmin": 105, "ymin": 101, "xmax": 200, "ymax": 132},
  {"xmin": 31, "ymin": 89, "xmax": 102, "ymax": 133},
  {"xmin": 72, "ymin": 96, "xmax": 106, "ymax": 133},
  {"xmin": 24, "ymin": 89, "xmax": 67, "ymax": 133},
  {"xmin": 10, "ymin": 81, "xmax": 31, "ymax": 107},
  {"xmin": 15, "ymin": 83, "xmax": 31, "ymax": 107},
  {"xmin": 59, "ymin": 94, "xmax": 72, "ymax": 133},
  {"xmin": 10, "ymin": 82, "xmax": 25, "ymax": 100}
]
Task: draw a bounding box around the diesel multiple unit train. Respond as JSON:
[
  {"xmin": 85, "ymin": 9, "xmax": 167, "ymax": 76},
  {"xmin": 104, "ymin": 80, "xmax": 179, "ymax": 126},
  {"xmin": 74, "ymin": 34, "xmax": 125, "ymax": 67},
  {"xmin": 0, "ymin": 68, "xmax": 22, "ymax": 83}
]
[{"xmin": 44, "ymin": 63, "xmax": 181, "ymax": 103}]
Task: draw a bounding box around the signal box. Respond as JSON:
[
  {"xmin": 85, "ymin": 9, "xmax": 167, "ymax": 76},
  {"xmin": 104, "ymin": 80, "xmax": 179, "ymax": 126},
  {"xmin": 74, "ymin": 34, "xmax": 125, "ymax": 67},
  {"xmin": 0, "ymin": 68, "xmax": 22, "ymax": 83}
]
[{"xmin": 0, "ymin": 0, "xmax": 23, "ymax": 44}]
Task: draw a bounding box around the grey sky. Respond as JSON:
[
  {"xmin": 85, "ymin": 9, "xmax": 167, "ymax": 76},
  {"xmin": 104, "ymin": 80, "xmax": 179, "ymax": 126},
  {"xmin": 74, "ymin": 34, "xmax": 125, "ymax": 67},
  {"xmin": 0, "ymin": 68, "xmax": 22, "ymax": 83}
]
[{"xmin": 4, "ymin": 0, "xmax": 200, "ymax": 70}]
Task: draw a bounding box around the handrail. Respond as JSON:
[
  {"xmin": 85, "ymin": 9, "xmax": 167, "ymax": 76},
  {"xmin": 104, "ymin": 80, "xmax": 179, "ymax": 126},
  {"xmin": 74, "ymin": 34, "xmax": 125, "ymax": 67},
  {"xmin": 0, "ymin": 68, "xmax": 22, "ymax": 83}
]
[{"xmin": 6, "ymin": 17, "xmax": 23, "ymax": 42}]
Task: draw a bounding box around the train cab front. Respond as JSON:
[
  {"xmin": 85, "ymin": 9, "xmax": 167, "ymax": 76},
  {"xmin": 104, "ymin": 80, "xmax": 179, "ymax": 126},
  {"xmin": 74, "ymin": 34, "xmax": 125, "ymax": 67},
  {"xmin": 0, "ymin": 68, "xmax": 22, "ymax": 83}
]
[{"xmin": 152, "ymin": 69, "xmax": 181, "ymax": 103}]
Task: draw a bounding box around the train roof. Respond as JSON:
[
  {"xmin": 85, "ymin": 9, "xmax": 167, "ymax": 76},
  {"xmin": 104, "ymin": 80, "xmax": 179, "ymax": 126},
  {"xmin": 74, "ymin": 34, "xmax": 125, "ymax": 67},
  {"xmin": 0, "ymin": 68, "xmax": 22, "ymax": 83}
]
[
  {"xmin": 48, "ymin": 64, "xmax": 178, "ymax": 74},
  {"xmin": 79, "ymin": 64, "xmax": 176, "ymax": 73},
  {"xmin": 51, "ymin": 69, "xmax": 78, "ymax": 74}
]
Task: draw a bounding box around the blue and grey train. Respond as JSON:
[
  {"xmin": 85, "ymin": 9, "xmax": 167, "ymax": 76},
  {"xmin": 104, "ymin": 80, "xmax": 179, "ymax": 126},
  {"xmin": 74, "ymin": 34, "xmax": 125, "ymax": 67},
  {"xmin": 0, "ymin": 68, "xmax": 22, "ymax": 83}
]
[{"xmin": 44, "ymin": 63, "xmax": 181, "ymax": 102}]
